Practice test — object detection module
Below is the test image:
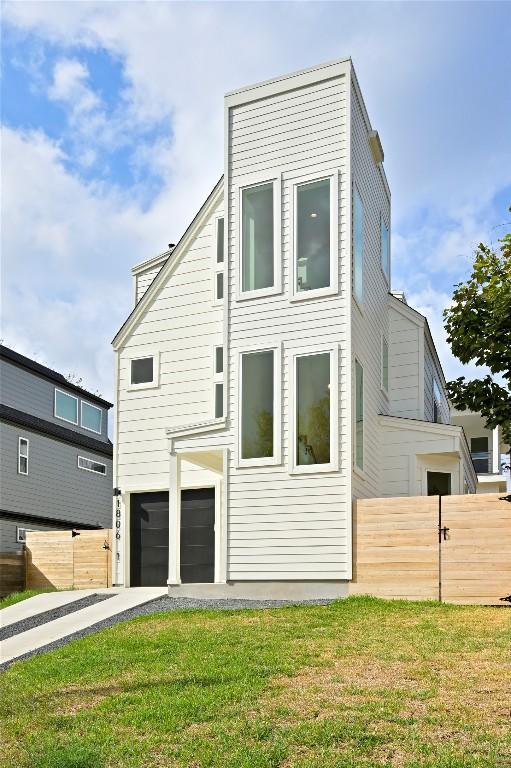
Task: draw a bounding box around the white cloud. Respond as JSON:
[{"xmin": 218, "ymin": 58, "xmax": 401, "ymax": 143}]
[{"xmin": 48, "ymin": 58, "xmax": 98, "ymax": 111}]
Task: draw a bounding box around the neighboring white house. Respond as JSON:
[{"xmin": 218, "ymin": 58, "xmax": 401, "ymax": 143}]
[
  {"xmin": 450, "ymin": 410, "xmax": 510, "ymax": 494},
  {"xmin": 111, "ymin": 58, "xmax": 478, "ymax": 596}
]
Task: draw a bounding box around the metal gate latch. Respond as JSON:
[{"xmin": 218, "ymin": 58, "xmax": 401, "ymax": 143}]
[{"xmin": 439, "ymin": 526, "xmax": 450, "ymax": 541}]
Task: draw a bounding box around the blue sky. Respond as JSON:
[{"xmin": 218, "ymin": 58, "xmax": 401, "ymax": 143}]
[{"xmin": 1, "ymin": 1, "xmax": 510, "ymax": 401}]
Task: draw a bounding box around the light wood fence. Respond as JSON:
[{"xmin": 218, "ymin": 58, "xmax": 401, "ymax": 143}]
[
  {"xmin": 0, "ymin": 554, "xmax": 25, "ymax": 597},
  {"xmin": 25, "ymin": 529, "xmax": 112, "ymax": 591},
  {"xmin": 351, "ymin": 493, "xmax": 511, "ymax": 605}
]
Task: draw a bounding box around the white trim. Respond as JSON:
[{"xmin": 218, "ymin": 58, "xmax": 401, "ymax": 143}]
[
  {"xmin": 80, "ymin": 400, "xmax": 102, "ymax": 434},
  {"xmin": 236, "ymin": 343, "xmax": 282, "ymax": 468},
  {"xmin": 166, "ymin": 417, "xmax": 226, "ymax": 441},
  {"xmin": 235, "ymin": 172, "xmax": 282, "ymax": 301},
  {"xmin": 128, "ymin": 352, "xmax": 160, "ymax": 391},
  {"xmin": 290, "ymin": 170, "xmax": 339, "ymax": 302},
  {"xmin": 77, "ymin": 455, "xmax": 107, "ymax": 475},
  {"xmin": 354, "ymin": 357, "xmax": 364, "ymax": 473},
  {"xmin": 54, "ymin": 388, "xmax": 78, "ymax": 425},
  {"xmin": 18, "ymin": 436, "xmax": 29, "ymax": 475},
  {"xmin": 289, "ymin": 344, "xmax": 339, "ymax": 475}
]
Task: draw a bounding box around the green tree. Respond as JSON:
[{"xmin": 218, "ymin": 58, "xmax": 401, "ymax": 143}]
[{"xmin": 443, "ymin": 219, "xmax": 511, "ymax": 448}]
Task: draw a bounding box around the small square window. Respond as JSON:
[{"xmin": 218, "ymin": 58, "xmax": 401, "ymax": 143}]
[
  {"xmin": 131, "ymin": 357, "xmax": 154, "ymax": 385},
  {"xmin": 81, "ymin": 401, "xmax": 102, "ymax": 434},
  {"xmin": 55, "ymin": 389, "xmax": 78, "ymax": 424},
  {"xmin": 17, "ymin": 527, "xmax": 34, "ymax": 543}
]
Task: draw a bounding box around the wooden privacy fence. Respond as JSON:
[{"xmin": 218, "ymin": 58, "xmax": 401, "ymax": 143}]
[
  {"xmin": 351, "ymin": 493, "xmax": 511, "ymax": 605},
  {"xmin": 25, "ymin": 529, "xmax": 112, "ymax": 590}
]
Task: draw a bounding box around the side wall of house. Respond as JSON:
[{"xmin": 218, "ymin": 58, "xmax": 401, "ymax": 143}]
[
  {"xmin": 135, "ymin": 261, "xmax": 166, "ymax": 304},
  {"xmin": 350, "ymin": 81, "xmax": 391, "ymax": 500},
  {"xmin": 387, "ymin": 303, "xmax": 421, "ymax": 420},
  {"xmin": 424, "ymin": 334, "xmax": 450, "ymax": 424},
  {"xmin": 225, "ymin": 64, "xmax": 352, "ymax": 581},
  {"xmin": 115, "ymin": 195, "xmax": 224, "ymax": 497}
]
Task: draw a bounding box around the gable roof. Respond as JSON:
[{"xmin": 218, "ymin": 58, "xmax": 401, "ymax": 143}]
[
  {"xmin": 0, "ymin": 345, "xmax": 113, "ymax": 408},
  {"xmin": 112, "ymin": 176, "xmax": 223, "ymax": 350}
]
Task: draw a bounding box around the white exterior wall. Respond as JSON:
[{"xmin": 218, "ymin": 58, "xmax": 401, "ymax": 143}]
[
  {"xmin": 224, "ymin": 62, "xmax": 353, "ymax": 581},
  {"xmin": 115, "ymin": 194, "xmax": 224, "ymax": 497},
  {"xmin": 388, "ymin": 302, "xmax": 422, "ymax": 420},
  {"xmin": 135, "ymin": 263, "xmax": 165, "ymax": 304},
  {"xmin": 350, "ymin": 81, "xmax": 391, "ymax": 500},
  {"xmin": 424, "ymin": 334, "xmax": 450, "ymax": 424}
]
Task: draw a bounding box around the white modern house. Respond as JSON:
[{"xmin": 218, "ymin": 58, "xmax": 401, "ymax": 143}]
[{"xmin": 112, "ymin": 58, "xmax": 478, "ymax": 596}]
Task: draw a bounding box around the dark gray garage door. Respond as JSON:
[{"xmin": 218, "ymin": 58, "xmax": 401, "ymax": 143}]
[
  {"xmin": 180, "ymin": 488, "xmax": 215, "ymax": 583},
  {"xmin": 130, "ymin": 492, "xmax": 169, "ymax": 587}
]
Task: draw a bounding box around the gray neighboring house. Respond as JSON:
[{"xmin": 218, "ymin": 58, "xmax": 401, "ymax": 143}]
[{"xmin": 0, "ymin": 345, "xmax": 113, "ymax": 554}]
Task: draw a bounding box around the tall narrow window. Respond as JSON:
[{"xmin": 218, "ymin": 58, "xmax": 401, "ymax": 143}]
[
  {"xmin": 355, "ymin": 360, "xmax": 364, "ymax": 470},
  {"xmin": 381, "ymin": 217, "xmax": 390, "ymax": 281},
  {"xmin": 18, "ymin": 437, "xmax": 29, "ymax": 475},
  {"xmin": 296, "ymin": 178, "xmax": 331, "ymax": 292},
  {"xmin": 296, "ymin": 353, "xmax": 331, "ymax": 466},
  {"xmin": 213, "ymin": 345, "xmax": 224, "ymax": 419},
  {"xmin": 381, "ymin": 336, "xmax": 389, "ymax": 393},
  {"xmin": 353, "ymin": 188, "xmax": 364, "ymax": 304},
  {"xmin": 433, "ymin": 378, "xmax": 442, "ymax": 423},
  {"xmin": 241, "ymin": 350, "xmax": 274, "ymax": 460},
  {"xmin": 216, "ymin": 217, "xmax": 224, "ymax": 263},
  {"xmin": 214, "ymin": 217, "xmax": 225, "ymax": 302},
  {"xmin": 55, "ymin": 389, "xmax": 78, "ymax": 424},
  {"xmin": 241, "ymin": 183, "xmax": 274, "ymax": 292}
]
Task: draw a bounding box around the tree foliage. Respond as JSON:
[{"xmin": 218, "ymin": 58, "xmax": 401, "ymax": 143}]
[{"xmin": 443, "ymin": 223, "xmax": 511, "ymax": 446}]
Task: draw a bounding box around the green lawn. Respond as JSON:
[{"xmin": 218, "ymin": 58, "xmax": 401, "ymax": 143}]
[
  {"xmin": 0, "ymin": 588, "xmax": 57, "ymax": 610},
  {"xmin": 1, "ymin": 597, "xmax": 510, "ymax": 768}
]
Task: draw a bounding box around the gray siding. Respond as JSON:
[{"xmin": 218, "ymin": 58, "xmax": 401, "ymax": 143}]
[
  {"xmin": 0, "ymin": 515, "xmax": 73, "ymax": 554},
  {"xmin": 0, "ymin": 359, "xmax": 110, "ymax": 441},
  {"xmin": 0, "ymin": 421, "xmax": 112, "ymax": 534}
]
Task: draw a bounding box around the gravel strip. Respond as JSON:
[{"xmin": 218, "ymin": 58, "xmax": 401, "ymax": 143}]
[
  {"xmin": 0, "ymin": 593, "xmax": 114, "ymax": 641},
  {"xmin": 0, "ymin": 595, "xmax": 334, "ymax": 671}
]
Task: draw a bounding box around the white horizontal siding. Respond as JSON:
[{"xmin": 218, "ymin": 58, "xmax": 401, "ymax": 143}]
[
  {"xmin": 136, "ymin": 264, "xmax": 164, "ymax": 303},
  {"xmin": 388, "ymin": 304, "xmax": 421, "ymax": 419}
]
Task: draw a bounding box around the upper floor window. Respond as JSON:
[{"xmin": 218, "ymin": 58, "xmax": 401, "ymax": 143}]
[
  {"xmin": 78, "ymin": 455, "xmax": 107, "ymax": 475},
  {"xmin": 216, "ymin": 217, "xmax": 224, "ymax": 264},
  {"xmin": 381, "ymin": 335, "xmax": 389, "ymax": 393},
  {"xmin": 214, "ymin": 217, "xmax": 224, "ymax": 303},
  {"xmin": 55, "ymin": 389, "xmax": 78, "ymax": 424},
  {"xmin": 241, "ymin": 182, "xmax": 274, "ymax": 293},
  {"xmin": 295, "ymin": 177, "xmax": 331, "ymax": 294},
  {"xmin": 18, "ymin": 437, "xmax": 29, "ymax": 475},
  {"xmin": 213, "ymin": 345, "xmax": 224, "ymax": 419},
  {"xmin": 381, "ymin": 216, "xmax": 390, "ymax": 281},
  {"xmin": 355, "ymin": 360, "xmax": 364, "ymax": 471},
  {"xmin": 433, "ymin": 378, "xmax": 442, "ymax": 423},
  {"xmin": 353, "ymin": 187, "xmax": 364, "ymax": 305},
  {"xmin": 295, "ymin": 351, "xmax": 332, "ymax": 468},
  {"xmin": 240, "ymin": 349, "xmax": 277, "ymax": 464},
  {"xmin": 131, "ymin": 356, "xmax": 154, "ymax": 385},
  {"xmin": 81, "ymin": 401, "xmax": 102, "ymax": 434}
]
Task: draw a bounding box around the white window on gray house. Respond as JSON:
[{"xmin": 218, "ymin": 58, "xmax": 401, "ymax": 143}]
[
  {"xmin": 381, "ymin": 335, "xmax": 389, "ymax": 393},
  {"xmin": 78, "ymin": 455, "xmax": 107, "ymax": 475},
  {"xmin": 355, "ymin": 360, "xmax": 364, "ymax": 471},
  {"xmin": 214, "ymin": 345, "xmax": 224, "ymax": 419},
  {"xmin": 18, "ymin": 437, "xmax": 29, "ymax": 475},
  {"xmin": 130, "ymin": 356, "xmax": 154, "ymax": 385},
  {"xmin": 433, "ymin": 378, "xmax": 442, "ymax": 423},
  {"xmin": 241, "ymin": 182, "xmax": 274, "ymax": 292},
  {"xmin": 214, "ymin": 218, "xmax": 225, "ymax": 302},
  {"xmin": 353, "ymin": 187, "xmax": 364, "ymax": 305},
  {"xmin": 81, "ymin": 401, "xmax": 102, "ymax": 434},
  {"xmin": 296, "ymin": 178, "xmax": 331, "ymax": 293},
  {"xmin": 241, "ymin": 350, "xmax": 274, "ymax": 460},
  {"xmin": 55, "ymin": 389, "xmax": 78, "ymax": 424},
  {"xmin": 381, "ymin": 216, "xmax": 390, "ymax": 281},
  {"xmin": 296, "ymin": 352, "xmax": 331, "ymax": 466},
  {"xmin": 17, "ymin": 527, "xmax": 34, "ymax": 543}
]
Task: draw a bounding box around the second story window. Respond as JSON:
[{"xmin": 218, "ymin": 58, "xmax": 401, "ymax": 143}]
[
  {"xmin": 296, "ymin": 178, "xmax": 331, "ymax": 294},
  {"xmin": 78, "ymin": 455, "xmax": 107, "ymax": 475},
  {"xmin": 213, "ymin": 345, "xmax": 224, "ymax": 419},
  {"xmin": 55, "ymin": 389, "xmax": 78, "ymax": 424},
  {"xmin": 353, "ymin": 187, "xmax": 364, "ymax": 305},
  {"xmin": 241, "ymin": 182, "xmax": 274, "ymax": 293},
  {"xmin": 433, "ymin": 378, "xmax": 443, "ymax": 423},
  {"xmin": 295, "ymin": 352, "xmax": 331, "ymax": 467},
  {"xmin": 131, "ymin": 356, "xmax": 154, "ymax": 385},
  {"xmin": 381, "ymin": 216, "xmax": 390, "ymax": 281},
  {"xmin": 240, "ymin": 349, "xmax": 275, "ymax": 463},
  {"xmin": 81, "ymin": 401, "xmax": 102, "ymax": 434},
  {"xmin": 18, "ymin": 437, "xmax": 29, "ymax": 475},
  {"xmin": 214, "ymin": 217, "xmax": 224, "ymax": 303}
]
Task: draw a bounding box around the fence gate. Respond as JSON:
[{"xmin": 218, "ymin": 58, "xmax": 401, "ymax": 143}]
[
  {"xmin": 25, "ymin": 529, "xmax": 112, "ymax": 591},
  {"xmin": 351, "ymin": 494, "xmax": 511, "ymax": 605}
]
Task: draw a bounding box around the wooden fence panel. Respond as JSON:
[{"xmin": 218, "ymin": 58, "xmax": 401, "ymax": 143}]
[
  {"xmin": 0, "ymin": 553, "xmax": 25, "ymax": 596},
  {"xmin": 25, "ymin": 529, "xmax": 111, "ymax": 590},
  {"xmin": 351, "ymin": 496, "xmax": 439, "ymax": 601},
  {"xmin": 442, "ymin": 494, "xmax": 511, "ymax": 605},
  {"xmin": 73, "ymin": 530, "xmax": 112, "ymax": 589}
]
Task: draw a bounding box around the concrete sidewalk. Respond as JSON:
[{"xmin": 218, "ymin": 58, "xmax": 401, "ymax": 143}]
[{"xmin": 0, "ymin": 587, "xmax": 166, "ymax": 665}]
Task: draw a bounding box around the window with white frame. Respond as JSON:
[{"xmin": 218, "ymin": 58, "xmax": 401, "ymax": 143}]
[
  {"xmin": 214, "ymin": 217, "xmax": 224, "ymax": 302},
  {"xmin": 353, "ymin": 187, "xmax": 364, "ymax": 305},
  {"xmin": 381, "ymin": 216, "xmax": 390, "ymax": 281},
  {"xmin": 18, "ymin": 437, "xmax": 29, "ymax": 475},
  {"xmin": 55, "ymin": 389, "xmax": 78, "ymax": 424},
  {"xmin": 78, "ymin": 455, "xmax": 107, "ymax": 475},
  {"xmin": 214, "ymin": 345, "xmax": 224, "ymax": 419},
  {"xmin": 433, "ymin": 378, "xmax": 442, "ymax": 423},
  {"xmin": 240, "ymin": 349, "xmax": 275, "ymax": 461},
  {"xmin": 130, "ymin": 356, "xmax": 154, "ymax": 386},
  {"xmin": 81, "ymin": 401, "xmax": 102, "ymax": 434},
  {"xmin": 355, "ymin": 360, "xmax": 364, "ymax": 471},
  {"xmin": 241, "ymin": 182, "xmax": 274, "ymax": 293},
  {"xmin": 381, "ymin": 335, "xmax": 389, "ymax": 393},
  {"xmin": 17, "ymin": 527, "xmax": 35, "ymax": 543},
  {"xmin": 295, "ymin": 177, "xmax": 332, "ymax": 294},
  {"xmin": 295, "ymin": 352, "xmax": 331, "ymax": 467}
]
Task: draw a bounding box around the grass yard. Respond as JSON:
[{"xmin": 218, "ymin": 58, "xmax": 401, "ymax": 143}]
[
  {"xmin": 1, "ymin": 596, "xmax": 510, "ymax": 768},
  {"xmin": 0, "ymin": 588, "xmax": 57, "ymax": 610}
]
